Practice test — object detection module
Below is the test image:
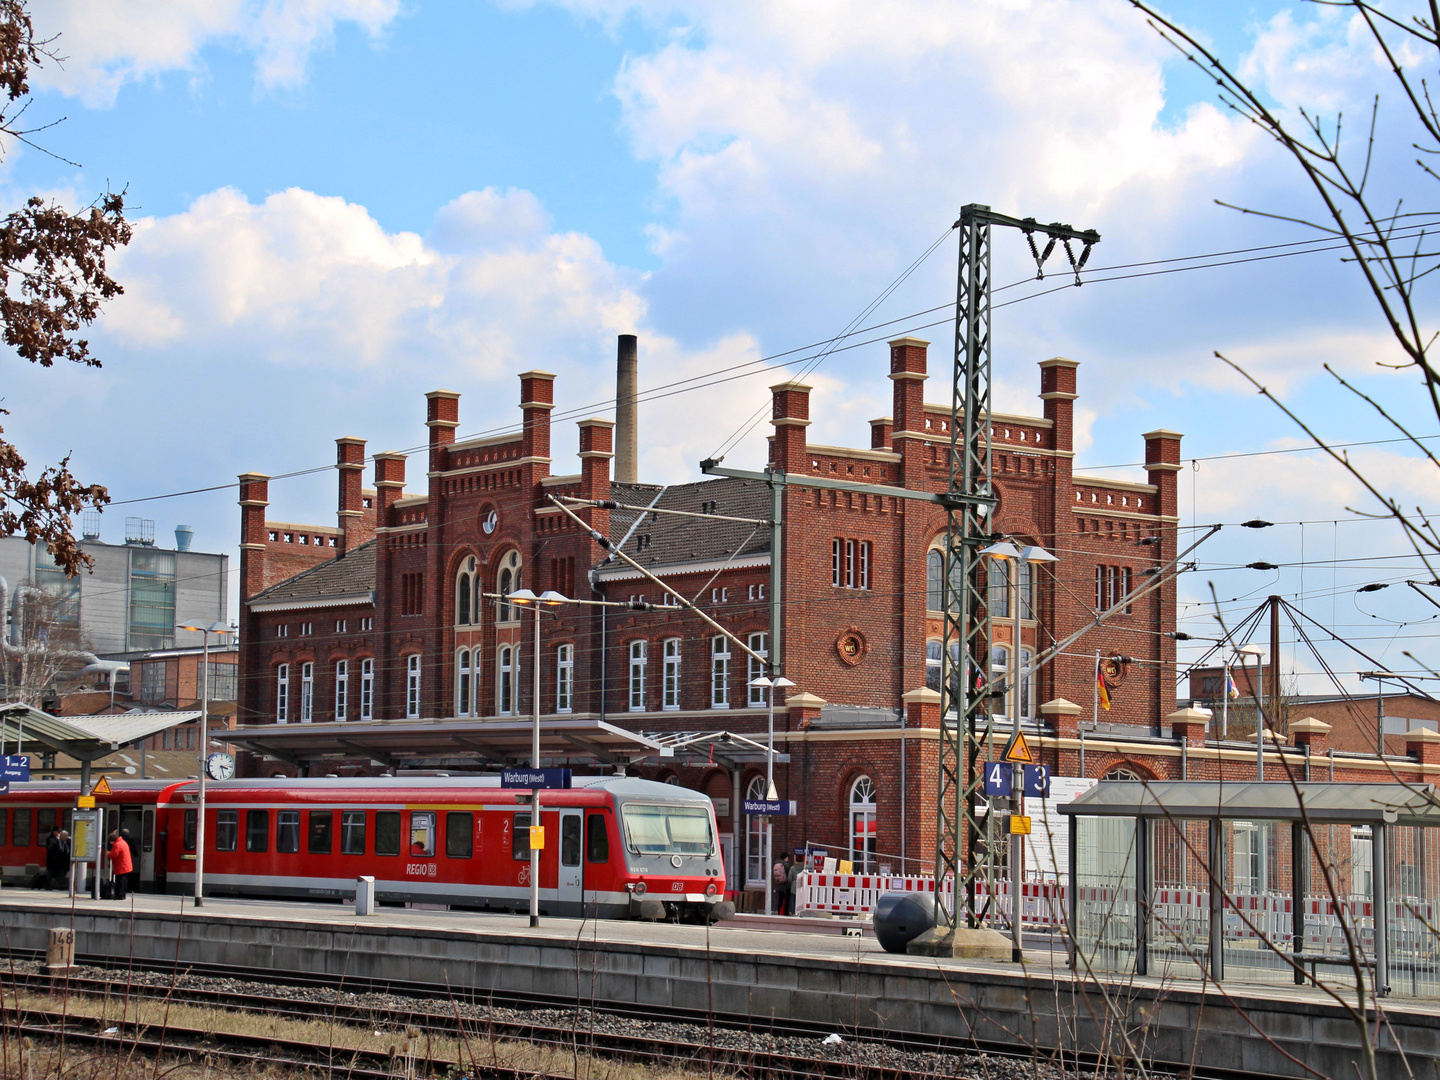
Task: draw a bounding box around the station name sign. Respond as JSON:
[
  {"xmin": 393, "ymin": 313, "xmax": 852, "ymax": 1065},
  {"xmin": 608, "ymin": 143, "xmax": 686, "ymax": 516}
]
[
  {"xmin": 501, "ymin": 768, "xmax": 572, "ymax": 789},
  {"xmin": 743, "ymin": 799, "xmax": 797, "ymax": 816}
]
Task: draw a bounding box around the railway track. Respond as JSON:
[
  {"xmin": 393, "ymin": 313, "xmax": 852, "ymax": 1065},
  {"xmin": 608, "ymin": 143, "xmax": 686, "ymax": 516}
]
[{"xmin": 0, "ymin": 957, "xmax": 1268, "ymax": 1079}]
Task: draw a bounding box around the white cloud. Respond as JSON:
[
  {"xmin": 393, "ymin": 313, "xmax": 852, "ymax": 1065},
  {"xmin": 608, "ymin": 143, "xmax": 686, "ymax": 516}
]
[{"xmin": 31, "ymin": 0, "xmax": 400, "ymax": 105}]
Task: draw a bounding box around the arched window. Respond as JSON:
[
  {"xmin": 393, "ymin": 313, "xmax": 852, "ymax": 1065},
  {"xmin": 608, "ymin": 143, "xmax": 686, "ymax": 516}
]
[
  {"xmin": 926, "ymin": 549, "xmax": 943, "ymax": 612},
  {"xmin": 987, "ymin": 558, "xmax": 1010, "ymax": 618},
  {"xmin": 275, "ymin": 663, "xmax": 289, "ymax": 724},
  {"xmin": 711, "ymin": 636, "xmax": 731, "ymax": 708},
  {"xmin": 662, "ymin": 638, "xmax": 682, "ymax": 710},
  {"xmin": 747, "ymin": 632, "xmax": 769, "ymax": 706},
  {"xmin": 556, "ymin": 644, "xmax": 574, "ymax": 713},
  {"xmin": 1103, "ymin": 766, "xmax": 1144, "ymax": 781},
  {"xmin": 300, "ymin": 662, "xmax": 314, "ymax": 723},
  {"xmin": 628, "ymin": 639, "xmax": 647, "ymax": 712},
  {"xmin": 334, "ymin": 659, "xmax": 348, "ymax": 722},
  {"xmin": 456, "ymin": 555, "xmax": 476, "ymax": 625},
  {"xmin": 849, "ymin": 776, "xmax": 877, "ymax": 872},
  {"xmin": 496, "ymin": 551, "xmax": 522, "ymax": 622},
  {"xmin": 456, "ymin": 649, "xmax": 472, "ymax": 716},
  {"xmin": 745, "ymin": 775, "xmax": 767, "ymax": 884},
  {"xmin": 405, "ymin": 654, "xmax": 421, "ymax": 719},
  {"xmin": 497, "ymin": 645, "xmax": 516, "ymax": 715}
]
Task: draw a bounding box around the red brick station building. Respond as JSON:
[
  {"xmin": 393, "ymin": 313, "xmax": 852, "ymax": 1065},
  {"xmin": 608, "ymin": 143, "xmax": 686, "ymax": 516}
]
[{"xmin": 231, "ymin": 337, "xmax": 1440, "ymax": 897}]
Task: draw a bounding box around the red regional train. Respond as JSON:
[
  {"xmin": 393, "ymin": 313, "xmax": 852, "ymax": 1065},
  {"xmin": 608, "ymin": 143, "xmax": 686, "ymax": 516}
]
[{"xmin": 0, "ymin": 775, "xmax": 734, "ymax": 921}]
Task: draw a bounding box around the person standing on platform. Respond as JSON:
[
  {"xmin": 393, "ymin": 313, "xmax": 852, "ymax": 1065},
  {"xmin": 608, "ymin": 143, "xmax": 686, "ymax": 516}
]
[
  {"xmin": 46, "ymin": 829, "xmax": 71, "ymax": 890},
  {"xmin": 774, "ymin": 855, "xmax": 792, "ymax": 915},
  {"xmin": 785, "ymin": 853, "xmax": 802, "ymax": 916},
  {"xmin": 106, "ymin": 829, "xmax": 133, "ymax": 900}
]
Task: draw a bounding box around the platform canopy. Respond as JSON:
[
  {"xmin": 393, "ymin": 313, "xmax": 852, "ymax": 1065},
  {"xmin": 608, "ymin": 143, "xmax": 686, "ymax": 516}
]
[
  {"xmin": 1058, "ymin": 780, "xmax": 1440, "ymax": 826},
  {"xmin": 0, "ymin": 703, "xmax": 203, "ymax": 763},
  {"xmin": 226, "ymin": 716, "xmax": 672, "ymax": 770},
  {"xmin": 638, "ymin": 730, "xmax": 789, "ymax": 768}
]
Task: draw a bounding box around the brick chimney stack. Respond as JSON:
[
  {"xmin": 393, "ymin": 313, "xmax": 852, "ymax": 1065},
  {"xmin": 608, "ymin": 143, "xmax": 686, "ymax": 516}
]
[
  {"xmin": 615, "ymin": 335, "xmax": 639, "ymax": 483},
  {"xmin": 373, "ymin": 452, "xmax": 406, "ymax": 529},
  {"xmin": 769, "ymin": 381, "xmax": 812, "ymax": 473},
  {"xmin": 519, "ymin": 370, "xmax": 556, "ymax": 466},
  {"xmin": 426, "ymin": 390, "xmax": 460, "ymax": 472},
  {"xmin": 1038, "ymin": 358, "xmax": 1078, "ymax": 454},
  {"xmin": 335, "ymin": 437, "xmax": 369, "ymax": 557},
  {"xmin": 238, "ymin": 472, "xmax": 270, "ymax": 601}
]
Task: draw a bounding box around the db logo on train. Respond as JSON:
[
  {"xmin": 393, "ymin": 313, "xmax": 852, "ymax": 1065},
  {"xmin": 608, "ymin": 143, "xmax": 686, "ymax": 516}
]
[{"xmin": 406, "ymin": 863, "xmax": 438, "ymax": 877}]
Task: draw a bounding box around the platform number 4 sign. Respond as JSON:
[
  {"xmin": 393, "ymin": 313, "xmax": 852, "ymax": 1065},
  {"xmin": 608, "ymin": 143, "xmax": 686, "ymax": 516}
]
[{"xmin": 982, "ymin": 762, "xmax": 1012, "ymax": 798}]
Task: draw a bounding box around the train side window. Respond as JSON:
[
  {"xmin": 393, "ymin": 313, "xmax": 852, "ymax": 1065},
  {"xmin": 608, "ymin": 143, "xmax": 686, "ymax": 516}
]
[
  {"xmin": 246, "ymin": 809, "xmax": 270, "ymax": 853},
  {"xmin": 142, "ymin": 810, "xmax": 155, "ymax": 854},
  {"xmin": 12, "ymin": 808, "xmax": 30, "ymax": 847},
  {"xmin": 445, "ymin": 812, "xmax": 473, "ymax": 859},
  {"xmin": 183, "ymin": 810, "xmax": 197, "ymax": 852},
  {"xmin": 512, "ymin": 813, "xmax": 531, "ymax": 860},
  {"xmin": 277, "ymin": 811, "xmax": 300, "ymax": 853},
  {"xmin": 561, "ymin": 814, "xmax": 581, "ymax": 868},
  {"xmin": 341, "ymin": 811, "xmax": 366, "ymax": 855},
  {"xmin": 215, "ymin": 810, "xmax": 238, "ymax": 852},
  {"xmin": 586, "ymin": 814, "xmax": 610, "ymax": 864},
  {"xmin": 309, "ymin": 811, "xmax": 333, "ymax": 854},
  {"xmin": 375, "ymin": 811, "xmax": 400, "ymax": 856},
  {"xmin": 410, "ymin": 811, "xmax": 435, "ymax": 857},
  {"xmin": 37, "ymin": 809, "xmax": 56, "ymax": 846},
  {"xmin": 0, "ymin": 808, "xmax": 8, "ymax": 846}
]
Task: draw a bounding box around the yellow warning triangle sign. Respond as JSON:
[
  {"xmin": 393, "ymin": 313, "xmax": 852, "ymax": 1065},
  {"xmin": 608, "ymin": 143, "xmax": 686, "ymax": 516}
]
[
  {"xmin": 1002, "ymin": 730, "xmax": 1035, "ymax": 764},
  {"xmin": 91, "ymin": 776, "xmax": 112, "ymax": 795}
]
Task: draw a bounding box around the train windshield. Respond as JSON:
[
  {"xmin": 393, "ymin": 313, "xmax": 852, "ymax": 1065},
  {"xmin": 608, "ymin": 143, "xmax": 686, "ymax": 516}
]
[{"xmin": 620, "ymin": 803, "xmax": 715, "ymax": 856}]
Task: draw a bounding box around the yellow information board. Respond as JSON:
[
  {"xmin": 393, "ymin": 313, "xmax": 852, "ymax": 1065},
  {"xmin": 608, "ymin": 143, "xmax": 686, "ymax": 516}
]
[
  {"xmin": 71, "ymin": 809, "xmax": 100, "ymax": 861},
  {"xmin": 1009, "ymin": 815, "xmax": 1032, "ymax": 835},
  {"xmin": 77, "ymin": 795, "xmax": 95, "ymax": 809},
  {"xmin": 528, "ymin": 825, "xmax": 545, "ymax": 850}
]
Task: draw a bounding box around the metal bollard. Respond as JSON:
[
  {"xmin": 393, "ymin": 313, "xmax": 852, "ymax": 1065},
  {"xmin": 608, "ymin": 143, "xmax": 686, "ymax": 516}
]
[
  {"xmin": 45, "ymin": 927, "xmax": 75, "ymax": 974},
  {"xmin": 355, "ymin": 876, "xmax": 376, "ymax": 916}
]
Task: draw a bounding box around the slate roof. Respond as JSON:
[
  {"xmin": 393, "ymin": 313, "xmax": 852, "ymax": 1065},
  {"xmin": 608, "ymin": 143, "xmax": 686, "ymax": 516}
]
[
  {"xmin": 604, "ymin": 477, "xmax": 773, "ymax": 570},
  {"xmin": 247, "ymin": 539, "xmax": 377, "ymax": 607}
]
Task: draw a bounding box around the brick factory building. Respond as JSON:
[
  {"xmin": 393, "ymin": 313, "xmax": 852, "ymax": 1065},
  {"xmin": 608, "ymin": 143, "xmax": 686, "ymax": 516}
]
[{"xmin": 233, "ymin": 336, "xmax": 1439, "ymax": 899}]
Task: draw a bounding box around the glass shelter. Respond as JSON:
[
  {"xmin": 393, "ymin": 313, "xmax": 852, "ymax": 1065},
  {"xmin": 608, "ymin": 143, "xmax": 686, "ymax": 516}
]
[{"xmin": 1060, "ymin": 782, "xmax": 1440, "ymax": 998}]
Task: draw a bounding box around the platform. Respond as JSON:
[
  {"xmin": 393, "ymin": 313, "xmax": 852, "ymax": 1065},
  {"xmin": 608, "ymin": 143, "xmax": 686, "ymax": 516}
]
[{"xmin": 0, "ymin": 889, "xmax": 1434, "ymax": 1078}]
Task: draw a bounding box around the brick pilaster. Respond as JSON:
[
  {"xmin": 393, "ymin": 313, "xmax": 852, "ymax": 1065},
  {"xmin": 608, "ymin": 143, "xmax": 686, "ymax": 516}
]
[{"xmin": 335, "ymin": 437, "xmax": 368, "ymax": 557}]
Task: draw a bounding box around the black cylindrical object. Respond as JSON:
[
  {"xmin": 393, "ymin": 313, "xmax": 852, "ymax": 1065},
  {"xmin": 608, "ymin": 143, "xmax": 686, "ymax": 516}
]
[{"xmin": 872, "ymin": 891, "xmax": 936, "ymax": 954}]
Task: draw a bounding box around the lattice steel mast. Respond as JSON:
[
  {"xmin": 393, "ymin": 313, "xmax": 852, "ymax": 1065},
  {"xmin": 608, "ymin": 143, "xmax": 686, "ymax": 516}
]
[{"xmin": 934, "ymin": 205, "xmax": 1099, "ymax": 936}]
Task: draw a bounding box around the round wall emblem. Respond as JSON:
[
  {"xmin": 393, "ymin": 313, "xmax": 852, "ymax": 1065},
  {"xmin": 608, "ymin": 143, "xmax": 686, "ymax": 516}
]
[
  {"xmin": 481, "ymin": 508, "xmax": 498, "ymax": 534},
  {"xmin": 835, "ymin": 628, "xmax": 868, "ymax": 666}
]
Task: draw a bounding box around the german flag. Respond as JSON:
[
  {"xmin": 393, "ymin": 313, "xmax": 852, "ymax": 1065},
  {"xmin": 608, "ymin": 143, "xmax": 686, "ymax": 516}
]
[{"xmin": 1097, "ymin": 660, "xmax": 1113, "ymax": 711}]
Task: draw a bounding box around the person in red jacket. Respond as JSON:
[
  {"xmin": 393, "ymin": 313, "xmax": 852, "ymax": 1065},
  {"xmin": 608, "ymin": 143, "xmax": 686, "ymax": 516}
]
[{"xmin": 106, "ymin": 829, "xmax": 134, "ymax": 900}]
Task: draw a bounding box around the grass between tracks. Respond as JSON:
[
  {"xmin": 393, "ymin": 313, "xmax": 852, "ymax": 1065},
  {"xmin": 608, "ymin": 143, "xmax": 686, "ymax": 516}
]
[{"xmin": 2, "ymin": 990, "xmax": 730, "ymax": 1080}]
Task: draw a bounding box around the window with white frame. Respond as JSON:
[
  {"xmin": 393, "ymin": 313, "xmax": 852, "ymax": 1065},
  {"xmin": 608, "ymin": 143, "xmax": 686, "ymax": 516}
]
[
  {"xmin": 334, "ymin": 619, "xmax": 346, "ymax": 634},
  {"xmin": 926, "ymin": 549, "xmax": 943, "ymax": 611},
  {"xmin": 987, "ymin": 558, "xmax": 1010, "ymax": 618},
  {"xmin": 662, "ymin": 638, "xmax": 681, "ymax": 710},
  {"xmin": 497, "ymin": 646, "xmax": 516, "ymax": 715},
  {"xmin": 926, "ymin": 640, "xmax": 942, "ymax": 692},
  {"xmin": 496, "ymin": 551, "xmax": 522, "ymax": 622},
  {"xmin": 1233, "ymin": 822, "xmax": 1265, "ymax": 893},
  {"xmin": 711, "ymin": 636, "xmax": 731, "ymax": 708},
  {"xmin": 1095, "ymin": 565, "xmax": 1132, "ymax": 612},
  {"xmin": 745, "ymin": 775, "xmax": 767, "ymax": 884},
  {"xmin": 334, "ymin": 660, "xmax": 348, "ymax": 722},
  {"xmin": 456, "ymin": 649, "xmax": 472, "ymax": 716},
  {"xmin": 360, "ymin": 617, "xmax": 373, "ymax": 632},
  {"xmin": 748, "ymin": 583, "xmax": 767, "ymax": 601},
  {"xmin": 359, "ymin": 658, "xmax": 374, "ymax": 720},
  {"xmin": 300, "ymin": 622, "xmax": 313, "ymax": 636},
  {"xmin": 300, "ymin": 662, "xmax": 314, "ymax": 723},
  {"xmin": 747, "ymin": 632, "xmax": 769, "ymax": 706},
  {"xmin": 849, "ymin": 775, "xmax": 878, "ymax": 872},
  {"xmin": 275, "ymin": 663, "xmax": 289, "ymax": 723},
  {"xmin": 711, "ymin": 587, "xmax": 728, "ymax": 604},
  {"xmin": 831, "ymin": 538, "xmax": 872, "ymax": 588},
  {"xmin": 1019, "ymin": 647, "xmax": 1034, "ymax": 719},
  {"xmin": 556, "ymin": 644, "xmax": 573, "ymax": 713},
  {"xmin": 457, "ymin": 555, "xmax": 477, "ymax": 625},
  {"xmin": 990, "ymin": 644, "xmax": 1011, "ymax": 716},
  {"xmin": 405, "ymin": 654, "xmax": 421, "ymax": 719},
  {"xmin": 628, "ymin": 639, "xmax": 647, "ymax": 711}
]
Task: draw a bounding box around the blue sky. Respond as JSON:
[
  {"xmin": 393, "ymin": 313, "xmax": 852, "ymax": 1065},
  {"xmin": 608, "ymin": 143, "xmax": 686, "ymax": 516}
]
[{"xmin": 9, "ymin": 0, "xmax": 1440, "ymax": 690}]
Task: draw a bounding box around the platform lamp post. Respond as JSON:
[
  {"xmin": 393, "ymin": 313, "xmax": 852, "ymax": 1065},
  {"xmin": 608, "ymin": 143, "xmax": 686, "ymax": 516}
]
[
  {"xmin": 506, "ymin": 588, "xmax": 567, "ymax": 927},
  {"xmin": 175, "ymin": 619, "xmax": 232, "ymax": 908},
  {"xmin": 979, "ymin": 540, "xmax": 1056, "ymax": 962},
  {"xmin": 748, "ymin": 674, "xmax": 795, "ymax": 915}
]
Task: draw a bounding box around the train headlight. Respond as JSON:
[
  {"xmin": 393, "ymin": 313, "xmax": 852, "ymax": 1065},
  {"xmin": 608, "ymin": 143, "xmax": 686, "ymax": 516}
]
[
  {"xmin": 633, "ymin": 880, "xmax": 647, "ymax": 896},
  {"xmin": 705, "ymin": 882, "xmax": 718, "ymax": 898}
]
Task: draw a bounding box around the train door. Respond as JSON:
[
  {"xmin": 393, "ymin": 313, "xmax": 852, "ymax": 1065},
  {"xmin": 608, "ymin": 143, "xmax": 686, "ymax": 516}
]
[
  {"xmin": 119, "ymin": 805, "xmax": 149, "ymax": 886},
  {"xmin": 558, "ymin": 810, "xmax": 583, "ymax": 911}
]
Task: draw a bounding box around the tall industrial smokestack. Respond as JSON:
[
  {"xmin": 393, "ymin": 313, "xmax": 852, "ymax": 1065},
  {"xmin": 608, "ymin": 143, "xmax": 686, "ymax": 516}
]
[{"xmin": 615, "ymin": 334, "xmax": 638, "ymax": 483}]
